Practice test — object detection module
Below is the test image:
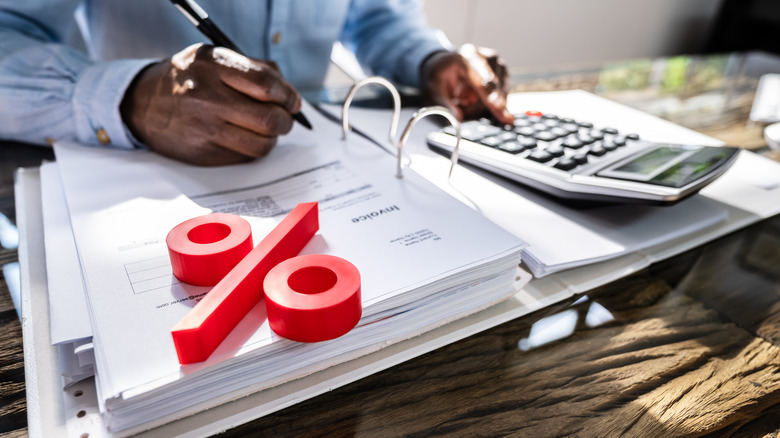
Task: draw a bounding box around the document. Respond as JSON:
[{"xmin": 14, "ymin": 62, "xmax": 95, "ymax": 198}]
[
  {"xmin": 323, "ymin": 90, "xmax": 733, "ymax": 277},
  {"xmin": 53, "ymin": 100, "xmax": 526, "ymax": 432}
]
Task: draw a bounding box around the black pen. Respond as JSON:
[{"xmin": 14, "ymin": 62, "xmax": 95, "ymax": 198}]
[{"xmin": 169, "ymin": 0, "xmax": 313, "ymax": 130}]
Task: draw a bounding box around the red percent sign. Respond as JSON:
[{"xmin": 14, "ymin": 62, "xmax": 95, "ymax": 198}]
[{"xmin": 165, "ymin": 202, "xmax": 362, "ymax": 364}]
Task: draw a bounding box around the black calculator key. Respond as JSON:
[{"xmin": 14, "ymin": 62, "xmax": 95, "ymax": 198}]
[
  {"xmin": 578, "ymin": 121, "xmax": 594, "ymax": 128},
  {"xmin": 572, "ymin": 154, "xmax": 588, "ymax": 164},
  {"xmin": 578, "ymin": 134, "xmax": 596, "ymax": 145},
  {"xmin": 518, "ymin": 136, "xmax": 538, "ymax": 148},
  {"xmin": 546, "ymin": 145, "xmax": 565, "ymax": 157},
  {"xmin": 601, "ymin": 139, "xmax": 618, "ymax": 151},
  {"xmin": 498, "ymin": 141, "xmax": 525, "ymax": 153},
  {"xmin": 516, "ymin": 126, "xmax": 535, "ymax": 136},
  {"xmin": 601, "ymin": 127, "xmax": 618, "ymax": 135},
  {"xmin": 561, "ymin": 123, "xmax": 579, "ymax": 134},
  {"xmin": 527, "ymin": 150, "xmax": 553, "ymax": 163},
  {"xmin": 587, "ymin": 129, "xmax": 604, "ymax": 140},
  {"xmin": 625, "ymin": 133, "xmax": 640, "ymax": 140},
  {"xmin": 588, "ymin": 145, "xmax": 607, "ymax": 156},
  {"xmin": 562, "ymin": 136, "xmax": 584, "ymax": 149},
  {"xmin": 554, "ymin": 157, "xmax": 578, "ymax": 171},
  {"xmin": 480, "ymin": 136, "xmax": 503, "ymax": 147},
  {"xmin": 560, "ymin": 118, "xmax": 575, "ymax": 124},
  {"xmin": 550, "ymin": 127, "xmax": 569, "ymax": 137},
  {"xmin": 535, "ymin": 131, "xmax": 557, "ymax": 142}
]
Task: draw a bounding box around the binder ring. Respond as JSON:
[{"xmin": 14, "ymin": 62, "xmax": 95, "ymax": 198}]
[
  {"xmin": 341, "ymin": 76, "xmax": 401, "ymax": 146},
  {"xmin": 397, "ymin": 106, "xmax": 462, "ymax": 179}
]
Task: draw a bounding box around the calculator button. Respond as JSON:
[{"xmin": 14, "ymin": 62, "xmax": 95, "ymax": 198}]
[
  {"xmin": 601, "ymin": 127, "xmax": 618, "ymax": 135},
  {"xmin": 518, "ymin": 136, "xmax": 538, "ymax": 148},
  {"xmin": 588, "ymin": 130, "xmax": 605, "ymax": 141},
  {"xmin": 498, "ymin": 132, "xmax": 517, "ymax": 142},
  {"xmin": 578, "ymin": 121, "xmax": 594, "ymax": 128},
  {"xmin": 516, "ymin": 126, "xmax": 535, "ymax": 136},
  {"xmin": 513, "ymin": 118, "xmax": 531, "ymax": 127},
  {"xmin": 588, "ymin": 145, "xmax": 607, "ymax": 156},
  {"xmin": 527, "ymin": 150, "xmax": 553, "ymax": 163},
  {"xmin": 554, "ymin": 157, "xmax": 578, "ymax": 171},
  {"xmin": 601, "ymin": 139, "xmax": 618, "ymax": 151},
  {"xmin": 562, "ymin": 136, "xmax": 584, "ymax": 149},
  {"xmin": 550, "ymin": 127, "xmax": 569, "ymax": 137},
  {"xmin": 561, "ymin": 123, "xmax": 580, "ymax": 134},
  {"xmin": 532, "ymin": 123, "xmax": 549, "ymax": 131},
  {"xmin": 578, "ymin": 134, "xmax": 596, "ymax": 145},
  {"xmin": 546, "ymin": 145, "xmax": 565, "ymax": 157},
  {"xmin": 498, "ymin": 141, "xmax": 525, "ymax": 153},
  {"xmin": 612, "ymin": 136, "xmax": 627, "ymax": 146},
  {"xmin": 572, "ymin": 154, "xmax": 588, "ymax": 164},
  {"xmin": 480, "ymin": 136, "xmax": 503, "ymax": 147},
  {"xmin": 525, "ymin": 110, "xmax": 543, "ymax": 117},
  {"xmin": 625, "ymin": 133, "xmax": 640, "ymax": 140},
  {"xmin": 535, "ymin": 131, "xmax": 557, "ymax": 142}
]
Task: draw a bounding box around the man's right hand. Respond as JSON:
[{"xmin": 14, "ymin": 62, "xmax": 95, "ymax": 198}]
[{"xmin": 120, "ymin": 43, "xmax": 302, "ymax": 166}]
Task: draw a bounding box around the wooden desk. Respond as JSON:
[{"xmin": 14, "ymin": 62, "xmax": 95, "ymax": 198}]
[{"xmin": 2, "ymin": 52, "xmax": 780, "ymax": 437}]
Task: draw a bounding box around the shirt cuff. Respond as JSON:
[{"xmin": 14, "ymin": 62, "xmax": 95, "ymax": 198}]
[{"xmin": 72, "ymin": 58, "xmax": 157, "ymax": 149}]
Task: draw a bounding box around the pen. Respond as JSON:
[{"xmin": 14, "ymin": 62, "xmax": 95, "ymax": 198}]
[{"xmin": 169, "ymin": 0, "xmax": 313, "ymax": 130}]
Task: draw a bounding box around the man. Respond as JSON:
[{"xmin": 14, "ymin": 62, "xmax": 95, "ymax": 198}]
[{"xmin": 0, "ymin": 0, "xmax": 513, "ymax": 166}]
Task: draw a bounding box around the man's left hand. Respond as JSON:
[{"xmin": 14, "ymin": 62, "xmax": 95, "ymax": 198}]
[{"xmin": 420, "ymin": 44, "xmax": 513, "ymax": 125}]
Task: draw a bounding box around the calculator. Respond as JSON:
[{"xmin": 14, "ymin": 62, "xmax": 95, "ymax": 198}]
[{"xmin": 426, "ymin": 111, "xmax": 740, "ymax": 205}]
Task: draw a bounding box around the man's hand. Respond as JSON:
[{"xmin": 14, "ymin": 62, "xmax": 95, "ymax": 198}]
[
  {"xmin": 420, "ymin": 44, "xmax": 513, "ymax": 125},
  {"xmin": 120, "ymin": 43, "xmax": 302, "ymax": 166}
]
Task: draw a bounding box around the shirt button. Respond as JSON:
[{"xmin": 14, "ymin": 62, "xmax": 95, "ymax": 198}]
[
  {"xmin": 96, "ymin": 128, "xmax": 111, "ymax": 145},
  {"xmin": 272, "ymin": 32, "xmax": 282, "ymax": 44}
]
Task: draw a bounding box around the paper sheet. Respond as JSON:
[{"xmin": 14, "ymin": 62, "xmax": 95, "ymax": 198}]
[{"xmin": 53, "ymin": 100, "xmax": 526, "ymax": 428}]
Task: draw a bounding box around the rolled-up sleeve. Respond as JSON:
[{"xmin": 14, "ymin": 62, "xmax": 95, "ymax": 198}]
[
  {"xmin": 340, "ymin": 0, "xmax": 452, "ymax": 88},
  {"xmin": 0, "ymin": 5, "xmax": 154, "ymax": 148}
]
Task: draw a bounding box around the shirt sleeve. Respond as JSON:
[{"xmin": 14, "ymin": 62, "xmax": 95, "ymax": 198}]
[
  {"xmin": 340, "ymin": 0, "xmax": 452, "ymax": 88},
  {"xmin": 0, "ymin": 5, "xmax": 155, "ymax": 149}
]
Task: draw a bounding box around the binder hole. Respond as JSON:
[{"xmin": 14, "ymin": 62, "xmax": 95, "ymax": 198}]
[
  {"xmin": 73, "ymin": 390, "xmax": 83, "ymax": 397},
  {"xmin": 77, "ymin": 410, "xmax": 86, "ymax": 418}
]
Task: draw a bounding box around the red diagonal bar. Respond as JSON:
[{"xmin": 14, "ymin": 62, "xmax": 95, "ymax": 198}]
[{"xmin": 171, "ymin": 202, "xmax": 319, "ymax": 364}]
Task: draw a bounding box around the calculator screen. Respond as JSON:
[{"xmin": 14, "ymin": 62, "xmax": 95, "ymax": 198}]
[{"xmin": 599, "ymin": 145, "xmax": 736, "ymax": 188}]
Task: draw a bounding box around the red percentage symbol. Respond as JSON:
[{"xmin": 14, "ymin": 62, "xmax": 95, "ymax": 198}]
[{"xmin": 166, "ymin": 202, "xmax": 362, "ymax": 364}]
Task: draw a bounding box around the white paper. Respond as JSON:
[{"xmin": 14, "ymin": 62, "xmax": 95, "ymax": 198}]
[
  {"xmin": 53, "ymin": 100, "xmax": 525, "ymax": 431},
  {"xmin": 321, "ymin": 90, "xmax": 735, "ymax": 277},
  {"xmin": 40, "ymin": 162, "xmax": 92, "ymax": 346}
]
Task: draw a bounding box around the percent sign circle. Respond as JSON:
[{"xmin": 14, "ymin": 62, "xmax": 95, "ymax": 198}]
[{"xmin": 166, "ymin": 202, "xmax": 362, "ymax": 364}]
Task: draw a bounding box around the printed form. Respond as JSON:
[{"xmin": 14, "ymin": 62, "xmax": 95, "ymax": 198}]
[{"xmin": 52, "ymin": 101, "xmax": 526, "ymax": 430}]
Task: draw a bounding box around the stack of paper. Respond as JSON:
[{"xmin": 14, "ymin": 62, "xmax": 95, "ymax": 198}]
[
  {"xmin": 48, "ymin": 100, "xmax": 526, "ymax": 433},
  {"xmin": 322, "ymin": 90, "xmax": 751, "ymax": 278}
]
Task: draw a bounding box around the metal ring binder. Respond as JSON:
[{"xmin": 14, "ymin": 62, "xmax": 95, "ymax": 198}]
[
  {"xmin": 341, "ymin": 76, "xmax": 401, "ymax": 145},
  {"xmin": 397, "ymin": 106, "xmax": 462, "ymax": 179}
]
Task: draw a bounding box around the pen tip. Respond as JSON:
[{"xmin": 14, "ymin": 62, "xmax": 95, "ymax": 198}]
[{"xmin": 293, "ymin": 112, "xmax": 313, "ymax": 130}]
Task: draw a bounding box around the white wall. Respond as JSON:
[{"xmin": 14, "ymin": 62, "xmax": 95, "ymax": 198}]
[{"xmin": 423, "ymin": 0, "xmax": 724, "ymax": 70}]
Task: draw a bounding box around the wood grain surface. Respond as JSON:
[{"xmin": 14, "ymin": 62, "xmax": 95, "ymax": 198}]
[{"xmin": 2, "ymin": 52, "xmax": 780, "ymax": 437}]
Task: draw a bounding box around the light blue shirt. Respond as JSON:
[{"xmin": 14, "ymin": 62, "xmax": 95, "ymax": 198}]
[{"xmin": 0, "ymin": 0, "xmax": 449, "ymax": 148}]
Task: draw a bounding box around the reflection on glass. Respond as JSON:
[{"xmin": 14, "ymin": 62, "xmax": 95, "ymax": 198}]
[
  {"xmin": 4, "ymin": 262, "xmax": 21, "ymax": 319},
  {"xmin": 518, "ymin": 309, "xmax": 577, "ymax": 352},
  {"xmin": 0, "ymin": 212, "xmax": 18, "ymax": 249},
  {"xmin": 584, "ymin": 302, "xmax": 615, "ymax": 328}
]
